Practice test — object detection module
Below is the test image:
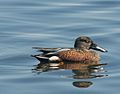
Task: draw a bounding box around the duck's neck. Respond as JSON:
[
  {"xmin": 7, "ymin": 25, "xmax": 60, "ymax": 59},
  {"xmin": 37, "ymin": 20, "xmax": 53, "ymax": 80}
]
[{"xmin": 74, "ymin": 45, "xmax": 88, "ymax": 50}]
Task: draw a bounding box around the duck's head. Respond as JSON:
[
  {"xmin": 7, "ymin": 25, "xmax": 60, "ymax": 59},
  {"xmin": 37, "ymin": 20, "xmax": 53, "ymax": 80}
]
[{"xmin": 74, "ymin": 36, "xmax": 107, "ymax": 52}]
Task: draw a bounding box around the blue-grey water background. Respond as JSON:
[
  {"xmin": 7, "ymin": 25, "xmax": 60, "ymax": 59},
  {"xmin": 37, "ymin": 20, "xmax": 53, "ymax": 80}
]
[{"xmin": 0, "ymin": 0, "xmax": 120, "ymax": 94}]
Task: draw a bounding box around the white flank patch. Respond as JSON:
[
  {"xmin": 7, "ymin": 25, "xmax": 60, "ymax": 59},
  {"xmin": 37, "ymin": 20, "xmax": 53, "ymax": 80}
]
[{"xmin": 49, "ymin": 56, "xmax": 60, "ymax": 61}]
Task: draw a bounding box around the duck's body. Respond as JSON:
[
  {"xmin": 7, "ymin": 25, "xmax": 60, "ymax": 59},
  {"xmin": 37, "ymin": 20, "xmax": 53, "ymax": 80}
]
[
  {"xmin": 57, "ymin": 49, "xmax": 99, "ymax": 62},
  {"xmin": 32, "ymin": 36, "xmax": 107, "ymax": 62}
]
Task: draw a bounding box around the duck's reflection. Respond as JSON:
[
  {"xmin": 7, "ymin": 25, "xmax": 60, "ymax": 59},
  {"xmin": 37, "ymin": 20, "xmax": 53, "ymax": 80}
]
[
  {"xmin": 73, "ymin": 81, "xmax": 93, "ymax": 88},
  {"xmin": 33, "ymin": 61, "xmax": 107, "ymax": 88}
]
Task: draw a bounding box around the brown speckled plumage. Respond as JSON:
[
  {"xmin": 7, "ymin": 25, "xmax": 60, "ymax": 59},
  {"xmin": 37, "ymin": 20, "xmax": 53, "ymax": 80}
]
[{"xmin": 58, "ymin": 49, "xmax": 99, "ymax": 62}]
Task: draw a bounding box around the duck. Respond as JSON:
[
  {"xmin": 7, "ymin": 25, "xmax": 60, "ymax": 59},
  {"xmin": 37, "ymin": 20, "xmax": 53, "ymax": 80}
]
[{"xmin": 32, "ymin": 36, "xmax": 107, "ymax": 62}]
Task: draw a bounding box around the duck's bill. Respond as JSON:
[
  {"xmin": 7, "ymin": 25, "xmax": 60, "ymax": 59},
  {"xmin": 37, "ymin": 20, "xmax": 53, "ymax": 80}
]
[
  {"xmin": 91, "ymin": 43, "xmax": 108, "ymax": 52},
  {"xmin": 95, "ymin": 46, "xmax": 108, "ymax": 52}
]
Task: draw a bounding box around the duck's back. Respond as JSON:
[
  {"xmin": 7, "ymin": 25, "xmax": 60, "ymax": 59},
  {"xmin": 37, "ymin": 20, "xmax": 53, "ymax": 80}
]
[{"xmin": 57, "ymin": 49, "xmax": 99, "ymax": 62}]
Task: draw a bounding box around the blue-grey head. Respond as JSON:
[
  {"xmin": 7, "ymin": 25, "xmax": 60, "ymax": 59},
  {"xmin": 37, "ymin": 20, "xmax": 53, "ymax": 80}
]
[{"xmin": 74, "ymin": 36, "xmax": 107, "ymax": 52}]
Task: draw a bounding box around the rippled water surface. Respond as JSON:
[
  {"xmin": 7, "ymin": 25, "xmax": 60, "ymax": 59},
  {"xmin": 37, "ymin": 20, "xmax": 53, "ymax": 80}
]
[{"xmin": 0, "ymin": 0, "xmax": 120, "ymax": 94}]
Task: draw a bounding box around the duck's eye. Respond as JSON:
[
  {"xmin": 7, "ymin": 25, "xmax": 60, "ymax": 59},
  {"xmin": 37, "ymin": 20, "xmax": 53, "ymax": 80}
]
[{"xmin": 85, "ymin": 40, "xmax": 90, "ymax": 43}]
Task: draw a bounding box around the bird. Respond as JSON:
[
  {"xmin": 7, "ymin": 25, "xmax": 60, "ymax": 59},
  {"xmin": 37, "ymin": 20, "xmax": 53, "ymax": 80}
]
[{"xmin": 32, "ymin": 36, "xmax": 107, "ymax": 62}]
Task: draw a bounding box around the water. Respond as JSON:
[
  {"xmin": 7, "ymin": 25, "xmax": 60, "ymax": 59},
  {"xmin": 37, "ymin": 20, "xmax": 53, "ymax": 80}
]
[{"xmin": 0, "ymin": 0, "xmax": 120, "ymax": 94}]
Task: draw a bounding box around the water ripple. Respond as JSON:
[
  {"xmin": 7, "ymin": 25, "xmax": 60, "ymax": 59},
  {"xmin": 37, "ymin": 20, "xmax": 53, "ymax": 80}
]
[{"xmin": 0, "ymin": 0, "xmax": 120, "ymax": 94}]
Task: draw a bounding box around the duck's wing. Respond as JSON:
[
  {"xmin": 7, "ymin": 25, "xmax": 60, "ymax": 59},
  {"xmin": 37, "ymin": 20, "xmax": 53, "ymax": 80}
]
[
  {"xmin": 32, "ymin": 47, "xmax": 72, "ymax": 54},
  {"xmin": 31, "ymin": 48, "xmax": 71, "ymax": 62}
]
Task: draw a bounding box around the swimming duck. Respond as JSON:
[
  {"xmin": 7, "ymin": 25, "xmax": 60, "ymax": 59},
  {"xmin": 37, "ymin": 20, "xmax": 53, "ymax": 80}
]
[{"xmin": 32, "ymin": 36, "xmax": 107, "ymax": 62}]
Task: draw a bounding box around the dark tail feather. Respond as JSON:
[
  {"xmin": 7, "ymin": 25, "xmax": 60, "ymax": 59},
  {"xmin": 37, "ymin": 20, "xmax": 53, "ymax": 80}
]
[
  {"xmin": 31, "ymin": 55, "xmax": 49, "ymax": 62},
  {"xmin": 31, "ymin": 54, "xmax": 41, "ymax": 57},
  {"xmin": 32, "ymin": 47, "xmax": 43, "ymax": 49}
]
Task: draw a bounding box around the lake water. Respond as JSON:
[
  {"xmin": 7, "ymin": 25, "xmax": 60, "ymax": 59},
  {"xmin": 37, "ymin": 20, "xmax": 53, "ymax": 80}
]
[{"xmin": 0, "ymin": 0, "xmax": 120, "ymax": 94}]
